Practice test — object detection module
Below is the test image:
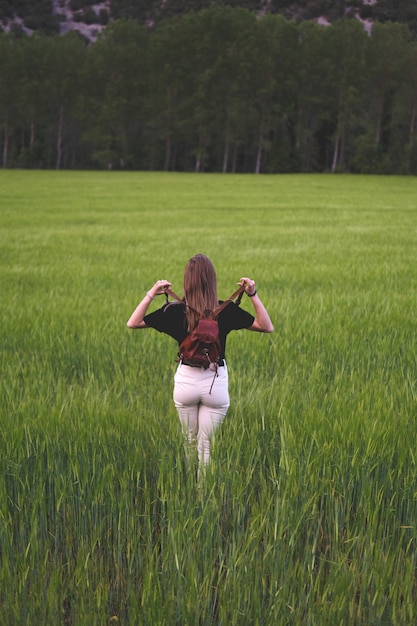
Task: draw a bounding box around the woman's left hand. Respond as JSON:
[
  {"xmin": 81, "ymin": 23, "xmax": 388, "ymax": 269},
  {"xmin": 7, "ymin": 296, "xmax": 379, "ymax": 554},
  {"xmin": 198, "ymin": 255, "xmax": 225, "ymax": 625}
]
[{"xmin": 239, "ymin": 277, "xmax": 256, "ymax": 296}]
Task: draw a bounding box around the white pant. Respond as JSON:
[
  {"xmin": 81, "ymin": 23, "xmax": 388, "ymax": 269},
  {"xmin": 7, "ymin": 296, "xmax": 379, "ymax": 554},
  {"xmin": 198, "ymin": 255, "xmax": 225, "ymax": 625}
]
[{"xmin": 173, "ymin": 362, "xmax": 230, "ymax": 469}]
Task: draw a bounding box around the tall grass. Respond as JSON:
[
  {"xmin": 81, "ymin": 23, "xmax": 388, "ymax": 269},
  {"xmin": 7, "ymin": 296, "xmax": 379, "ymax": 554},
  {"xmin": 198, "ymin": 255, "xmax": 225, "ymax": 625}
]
[{"xmin": 1, "ymin": 171, "xmax": 417, "ymax": 624}]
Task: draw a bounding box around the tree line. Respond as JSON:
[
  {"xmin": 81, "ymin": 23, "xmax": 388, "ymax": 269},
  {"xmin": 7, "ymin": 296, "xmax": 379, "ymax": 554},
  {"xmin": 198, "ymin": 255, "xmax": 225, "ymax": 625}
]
[{"xmin": 1, "ymin": 7, "xmax": 417, "ymax": 174}]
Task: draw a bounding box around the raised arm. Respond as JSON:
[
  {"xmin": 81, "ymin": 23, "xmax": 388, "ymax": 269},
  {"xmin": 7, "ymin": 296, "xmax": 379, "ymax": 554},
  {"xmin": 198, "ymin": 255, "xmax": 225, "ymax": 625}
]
[
  {"xmin": 239, "ymin": 277, "xmax": 274, "ymax": 333},
  {"xmin": 126, "ymin": 279, "xmax": 172, "ymax": 329}
]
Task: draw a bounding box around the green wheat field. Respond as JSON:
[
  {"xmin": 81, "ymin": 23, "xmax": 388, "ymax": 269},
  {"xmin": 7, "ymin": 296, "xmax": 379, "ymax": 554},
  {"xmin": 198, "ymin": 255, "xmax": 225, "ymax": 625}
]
[{"xmin": 1, "ymin": 171, "xmax": 417, "ymax": 625}]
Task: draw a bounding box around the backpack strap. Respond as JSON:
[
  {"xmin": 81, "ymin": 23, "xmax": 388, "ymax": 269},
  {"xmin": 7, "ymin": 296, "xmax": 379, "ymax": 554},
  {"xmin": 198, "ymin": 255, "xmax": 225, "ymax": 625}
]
[
  {"xmin": 165, "ymin": 285, "xmax": 245, "ymax": 318},
  {"xmin": 212, "ymin": 285, "xmax": 245, "ymax": 316},
  {"xmin": 164, "ymin": 288, "xmax": 183, "ymax": 304}
]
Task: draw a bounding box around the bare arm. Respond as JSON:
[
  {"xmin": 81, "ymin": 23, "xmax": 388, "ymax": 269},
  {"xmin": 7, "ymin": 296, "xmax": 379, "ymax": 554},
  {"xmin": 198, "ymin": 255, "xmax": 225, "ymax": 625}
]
[
  {"xmin": 239, "ymin": 277, "xmax": 274, "ymax": 333},
  {"xmin": 126, "ymin": 279, "xmax": 172, "ymax": 329}
]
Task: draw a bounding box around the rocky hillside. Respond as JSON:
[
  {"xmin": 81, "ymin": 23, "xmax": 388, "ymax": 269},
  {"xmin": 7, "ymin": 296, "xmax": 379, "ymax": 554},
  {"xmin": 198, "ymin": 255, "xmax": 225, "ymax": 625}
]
[{"xmin": 1, "ymin": 0, "xmax": 417, "ymax": 41}]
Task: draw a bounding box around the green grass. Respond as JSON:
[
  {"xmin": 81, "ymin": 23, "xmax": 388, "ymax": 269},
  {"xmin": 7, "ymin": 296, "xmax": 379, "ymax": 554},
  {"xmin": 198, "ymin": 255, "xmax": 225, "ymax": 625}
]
[{"xmin": 1, "ymin": 170, "xmax": 417, "ymax": 625}]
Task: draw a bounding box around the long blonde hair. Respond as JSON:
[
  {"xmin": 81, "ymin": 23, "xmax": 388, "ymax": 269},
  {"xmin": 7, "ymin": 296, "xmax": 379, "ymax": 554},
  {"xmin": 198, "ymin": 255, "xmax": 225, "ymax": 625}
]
[{"xmin": 183, "ymin": 254, "xmax": 218, "ymax": 331}]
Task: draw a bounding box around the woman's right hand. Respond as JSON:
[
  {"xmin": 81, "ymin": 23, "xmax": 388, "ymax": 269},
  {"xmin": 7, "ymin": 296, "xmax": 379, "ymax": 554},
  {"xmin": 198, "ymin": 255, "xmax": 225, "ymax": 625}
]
[{"xmin": 148, "ymin": 279, "xmax": 172, "ymax": 297}]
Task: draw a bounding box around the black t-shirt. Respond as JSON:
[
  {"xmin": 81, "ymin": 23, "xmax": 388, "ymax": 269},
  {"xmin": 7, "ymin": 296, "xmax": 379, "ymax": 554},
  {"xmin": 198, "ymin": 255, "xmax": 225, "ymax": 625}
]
[{"xmin": 144, "ymin": 302, "xmax": 255, "ymax": 359}]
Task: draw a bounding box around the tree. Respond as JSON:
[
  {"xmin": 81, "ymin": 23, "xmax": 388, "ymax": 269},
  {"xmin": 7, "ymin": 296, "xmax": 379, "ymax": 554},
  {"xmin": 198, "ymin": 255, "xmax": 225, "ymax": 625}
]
[
  {"xmin": 44, "ymin": 34, "xmax": 86, "ymax": 169},
  {"xmin": 0, "ymin": 34, "xmax": 24, "ymax": 167},
  {"xmin": 18, "ymin": 35, "xmax": 52, "ymax": 167},
  {"xmin": 406, "ymin": 44, "xmax": 417, "ymax": 146},
  {"xmin": 147, "ymin": 14, "xmax": 199, "ymax": 170},
  {"xmin": 323, "ymin": 20, "xmax": 367, "ymax": 172},
  {"xmin": 211, "ymin": 8, "xmax": 258, "ymax": 173},
  {"xmin": 387, "ymin": 40, "xmax": 417, "ymax": 174},
  {"xmin": 364, "ymin": 21, "xmax": 411, "ymax": 159},
  {"xmin": 295, "ymin": 21, "xmax": 334, "ymax": 171},
  {"xmin": 186, "ymin": 6, "xmax": 258, "ymax": 172},
  {"xmin": 250, "ymin": 14, "xmax": 298, "ymax": 173},
  {"xmin": 82, "ymin": 20, "xmax": 148, "ymax": 169}
]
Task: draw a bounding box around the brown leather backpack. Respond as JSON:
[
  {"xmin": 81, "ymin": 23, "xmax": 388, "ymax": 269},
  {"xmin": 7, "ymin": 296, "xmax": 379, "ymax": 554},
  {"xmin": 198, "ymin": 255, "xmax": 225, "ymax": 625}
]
[{"xmin": 166, "ymin": 286, "xmax": 245, "ymax": 371}]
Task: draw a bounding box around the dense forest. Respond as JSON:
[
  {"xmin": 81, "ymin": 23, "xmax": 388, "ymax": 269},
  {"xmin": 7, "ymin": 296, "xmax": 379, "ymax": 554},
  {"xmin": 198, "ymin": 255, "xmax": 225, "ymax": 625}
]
[{"xmin": 1, "ymin": 6, "xmax": 417, "ymax": 173}]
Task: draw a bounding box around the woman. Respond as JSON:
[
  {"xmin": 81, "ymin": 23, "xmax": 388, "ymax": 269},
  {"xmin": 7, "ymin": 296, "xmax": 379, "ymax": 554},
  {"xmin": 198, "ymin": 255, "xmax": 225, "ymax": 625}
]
[{"xmin": 127, "ymin": 254, "xmax": 274, "ymax": 473}]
